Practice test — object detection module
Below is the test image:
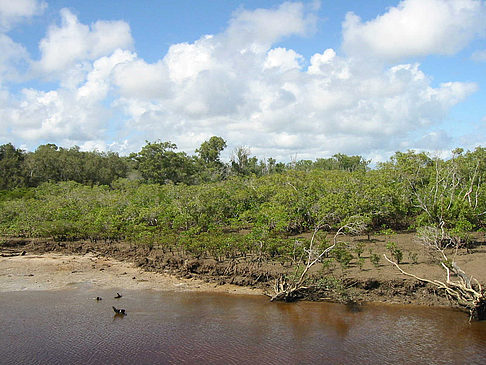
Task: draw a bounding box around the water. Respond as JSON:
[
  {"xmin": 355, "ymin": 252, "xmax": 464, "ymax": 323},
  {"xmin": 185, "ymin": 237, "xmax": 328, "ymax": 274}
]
[{"xmin": 1, "ymin": 289, "xmax": 485, "ymax": 364}]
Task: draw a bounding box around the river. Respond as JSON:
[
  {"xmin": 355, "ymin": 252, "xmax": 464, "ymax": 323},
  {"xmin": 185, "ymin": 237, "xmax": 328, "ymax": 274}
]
[{"xmin": 1, "ymin": 289, "xmax": 485, "ymax": 364}]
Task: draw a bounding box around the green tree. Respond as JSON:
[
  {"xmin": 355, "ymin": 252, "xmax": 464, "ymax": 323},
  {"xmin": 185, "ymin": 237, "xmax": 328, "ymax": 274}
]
[
  {"xmin": 0, "ymin": 143, "xmax": 26, "ymax": 189},
  {"xmin": 132, "ymin": 141, "xmax": 196, "ymax": 185},
  {"xmin": 196, "ymin": 136, "xmax": 227, "ymax": 165},
  {"xmin": 195, "ymin": 136, "xmax": 227, "ymax": 182}
]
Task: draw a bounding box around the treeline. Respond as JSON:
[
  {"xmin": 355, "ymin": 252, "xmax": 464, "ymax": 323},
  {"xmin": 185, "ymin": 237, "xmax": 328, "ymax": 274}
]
[
  {"xmin": 0, "ymin": 145, "xmax": 485, "ymax": 260},
  {"xmin": 0, "ymin": 137, "xmax": 369, "ymax": 190}
]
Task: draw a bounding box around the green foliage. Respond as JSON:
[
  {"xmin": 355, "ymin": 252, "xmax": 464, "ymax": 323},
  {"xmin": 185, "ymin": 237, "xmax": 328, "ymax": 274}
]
[
  {"xmin": 132, "ymin": 141, "xmax": 196, "ymax": 185},
  {"xmin": 196, "ymin": 136, "xmax": 227, "ymax": 165},
  {"xmin": 316, "ymin": 276, "xmax": 344, "ymax": 291},
  {"xmin": 357, "ymin": 257, "xmax": 365, "ymax": 270},
  {"xmin": 449, "ymin": 219, "xmax": 474, "ymax": 248},
  {"xmin": 0, "ymin": 188, "xmax": 35, "ymax": 202},
  {"xmin": 0, "ymin": 142, "xmax": 485, "ymax": 268},
  {"xmin": 0, "ymin": 143, "xmax": 26, "ymax": 189},
  {"xmin": 369, "ymin": 250, "xmax": 381, "ymax": 268},
  {"xmin": 408, "ymin": 251, "xmax": 419, "ymax": 264},
  {"xmin": 195, "ymin": 136, "xmax": 228, "ymax": 183},
  {"xmin": 379, "ymin": 228, "xmax": 396, "ymax": 236},
  {"xmin": 332, "ymin": 242, "xmax": 354, "ymax": 269},
  {"xmin": 353, "ymin": 241, "xmax": 365, "ymax": 258},
  {"xmin": 386, "ymin": 241, "xmax": 403, "ymax": 264},
  {"xmin": 320, "ymin": 258, "xmax": 336, "ymax": 273}
]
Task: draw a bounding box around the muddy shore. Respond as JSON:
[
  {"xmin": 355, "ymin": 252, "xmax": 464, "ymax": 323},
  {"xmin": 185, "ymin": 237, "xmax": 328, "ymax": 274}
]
[
  {"xmin": 1, "ymin": 233, "xmax": 485, "ymax": 311},
  {"xmin": 0, "ymin": 248, "xmax": 261, "ymax": 295}
]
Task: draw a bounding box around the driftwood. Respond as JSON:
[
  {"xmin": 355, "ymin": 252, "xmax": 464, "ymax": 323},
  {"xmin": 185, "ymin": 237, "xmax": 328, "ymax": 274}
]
[
  {"xmin": 384, "ymin": 252, "xmax": 485, "ymax": 321},
  {"xmin": 268, "ymin": 219, "xmax": 365, "ymax": 302}
]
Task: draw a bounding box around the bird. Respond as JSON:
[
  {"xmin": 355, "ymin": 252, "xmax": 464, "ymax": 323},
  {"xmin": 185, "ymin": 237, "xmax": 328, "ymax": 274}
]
[
  {"xmin": 96, "ymin": 296, "xmax": 102, "ymax": 301},
  {"xmin": 114, "ymin": 292, "xmax": 122, "ymax": 299},
  {"xmin": 112, "ymin": 306, "xmax": 126, "ymax": 315}
]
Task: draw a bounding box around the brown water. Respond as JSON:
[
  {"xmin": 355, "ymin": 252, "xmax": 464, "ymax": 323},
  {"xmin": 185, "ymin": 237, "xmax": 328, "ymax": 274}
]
[{"xmin": 1, "ymin": 289, "xmax": 485, "ymax": 364}]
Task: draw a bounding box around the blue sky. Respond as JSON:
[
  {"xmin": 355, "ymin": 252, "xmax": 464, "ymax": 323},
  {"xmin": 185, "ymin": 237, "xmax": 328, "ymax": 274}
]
[{"xmin": 1, "ymin": 0, "xmax": 485, "ymax": 162}]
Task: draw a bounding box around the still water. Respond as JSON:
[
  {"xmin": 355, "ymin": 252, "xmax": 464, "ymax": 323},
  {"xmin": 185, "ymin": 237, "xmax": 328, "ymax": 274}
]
[{"xmin": 1, "ymin": 289, "xmax": 485, "ymax": 364}]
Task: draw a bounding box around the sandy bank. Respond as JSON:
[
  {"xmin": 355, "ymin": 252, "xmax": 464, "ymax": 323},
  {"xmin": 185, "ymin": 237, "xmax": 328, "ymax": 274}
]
[{"xmin": 0, "ymin": 251, "xmax": 262, "ymax": 295}]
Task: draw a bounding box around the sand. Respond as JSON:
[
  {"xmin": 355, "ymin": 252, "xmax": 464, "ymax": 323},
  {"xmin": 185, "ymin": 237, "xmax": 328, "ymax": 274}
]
[{"xmin": 0, "ymin": 251, "xmax": 262, "ymax": 295}]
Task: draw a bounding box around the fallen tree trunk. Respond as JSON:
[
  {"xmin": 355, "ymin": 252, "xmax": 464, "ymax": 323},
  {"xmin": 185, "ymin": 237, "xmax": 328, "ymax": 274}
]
[
  {"xmin": 384, "ymin": 254, "xmax": 485, "ymax": 321},
  {"xmin": 268, "ymin": 219, "xmax": 365, "ymax": 302}
]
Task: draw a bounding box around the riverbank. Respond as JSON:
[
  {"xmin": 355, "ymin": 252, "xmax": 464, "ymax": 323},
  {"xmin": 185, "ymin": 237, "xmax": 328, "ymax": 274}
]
[
  {"xmin": 0, "ymin": 249, "xmax": 261, "ymax": 295},
  {"xmin": 1, "ymin": 232, "xmax": 485, "ymax": 311}
]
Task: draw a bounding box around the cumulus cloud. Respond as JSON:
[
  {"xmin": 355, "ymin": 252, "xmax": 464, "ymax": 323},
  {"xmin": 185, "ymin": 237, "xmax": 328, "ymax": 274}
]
[
  {"xmin": 264, "ymin": 47, "xmax": 304, "ymax": 71},
  {"xmin": 0, "ymin": 0, "xmax": 45, "ymax": 82},
  {"xmin": 0, "ymin": 34, "xmax": 30, "ymax": 81},
  {"xmin": 4, "ymin": 50, "xmax": 134, "ymax": 146},
  {"xmin": 342, "ymin": 0, "xmax": 486, "ymax": 61},
  {"xmin": 0, "ymin": 0, "xmax": 46, "ymax": 31},
  {"xmin": 225, "ymin": 2, "xmax": 316, "ymax": 52},
  {"xmin": 111, "ymin": 40, "xmax": 476, "ymax": 159},
  {"xmin": 0, "ymin": 1, "xmax": 481, "ymax": 160},
  {"xmin": 34, "ymin": 8, "xmax": 133, "ymax": 75}
]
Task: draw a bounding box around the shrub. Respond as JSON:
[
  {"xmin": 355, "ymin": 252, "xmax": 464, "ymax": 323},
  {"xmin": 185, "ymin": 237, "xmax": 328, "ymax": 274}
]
[
  {"xmin": 386, "ymin": 241, "xmax": 403, "ymax": 264},
  {"xmin": 369, "ymin": 249, "xmax": 381, "ymax": 268}
]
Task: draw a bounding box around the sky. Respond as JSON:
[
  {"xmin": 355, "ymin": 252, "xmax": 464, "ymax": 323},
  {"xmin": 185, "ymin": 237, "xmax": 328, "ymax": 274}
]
[{"xmin": 0, "ymin": 0, "xmax": 485, "ymax": 162}]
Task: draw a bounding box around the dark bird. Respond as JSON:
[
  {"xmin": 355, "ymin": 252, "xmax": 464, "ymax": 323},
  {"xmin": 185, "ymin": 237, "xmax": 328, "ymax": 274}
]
[
  {"xmin": 114, "ymin": 293, "xmax": 122, "ymax": 299},
  {"xmin": 112, "ymin": 306, "xmax": 126, "ymax": 315},
  {"xmin": 96, "ymin": 296, "xmax": 102, "ymax": 301}
]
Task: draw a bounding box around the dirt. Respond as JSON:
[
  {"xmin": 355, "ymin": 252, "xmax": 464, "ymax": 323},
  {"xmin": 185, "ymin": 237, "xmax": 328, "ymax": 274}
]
[{"xmin": 1, "ymin": 232, "xmax": 485, "ymax": 311}]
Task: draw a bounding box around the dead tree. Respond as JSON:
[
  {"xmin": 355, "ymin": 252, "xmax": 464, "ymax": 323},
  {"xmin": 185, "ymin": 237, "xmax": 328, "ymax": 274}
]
[
  {"xmin": 384, "ymin": 226, "xmax": 485, "ymax": 320},
  {"xmin": 268, "ymin": 219, "xmax": 365, "ymax": 302}
]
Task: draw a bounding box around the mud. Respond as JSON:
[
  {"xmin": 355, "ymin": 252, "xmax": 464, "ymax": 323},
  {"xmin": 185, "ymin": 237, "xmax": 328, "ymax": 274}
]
[{"xmin": 1, "ymin": 232, "xmax": 485, "ymax": 311}]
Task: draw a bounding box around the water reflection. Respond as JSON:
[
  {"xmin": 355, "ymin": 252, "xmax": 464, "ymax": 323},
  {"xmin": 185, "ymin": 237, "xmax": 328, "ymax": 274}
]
[{"xmin": 0, "ymin": 289, "xmax": 485, "ymax": 365}]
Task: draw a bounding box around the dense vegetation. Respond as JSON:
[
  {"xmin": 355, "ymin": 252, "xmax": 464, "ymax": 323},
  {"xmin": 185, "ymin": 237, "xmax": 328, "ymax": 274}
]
[
  {"xmin": 3, "ymin": 139, "xmax": 486, "ymax": 317},
  {"xmin": 1, "ymin": 138, "xmax": 485, "ymax": 264},
  {"xmin": 0, "ymin": 137, "xmax": 369, "ymax": 189}
]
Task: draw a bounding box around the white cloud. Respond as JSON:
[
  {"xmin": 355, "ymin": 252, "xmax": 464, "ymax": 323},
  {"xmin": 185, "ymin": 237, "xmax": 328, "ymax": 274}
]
[
  {"xmin": 0, "ymin": 0, "xmax": 46, "ymax": 31},
  {"xmin": 113, "ymin": 58, "xmax": 171, "ymax": 99},
  {"xmin": 0, "ymin": 1, "xmax": 480, "ymax": 160},
  {"xmin": 100, "ymin": 2, "xmax": 479, "ymax": 158},
  {"xmin": 342, "ymin": 0, "xmax": 486, "ymax": 61},
  {"xmin": 34, "ymin": 8, "xmax": 133, "ymax": 75},
  {"xmin": 264, "ymin": 47, "xmax": 304, "ymax": 71},
  {"xmin": 4, "ymin": 50, "xmax": 133, "ymax": 146},
  {"xmin": 0, "ymin": 34, "xmax": 29, "ymax": 81},
  {"xmin": 112, "ymin": 40, "xmax": 475, "ymax": 158},
  {"xmin": 225, "ymin": 2, "xmax": 316, "ymax": 52},
  {"xmin": 0, "ymin": 0, "xmax": 45, "ymax": 81},
  {"xmin": 163, "ymin": 36, "xmax": 216, "ymax": 84}
]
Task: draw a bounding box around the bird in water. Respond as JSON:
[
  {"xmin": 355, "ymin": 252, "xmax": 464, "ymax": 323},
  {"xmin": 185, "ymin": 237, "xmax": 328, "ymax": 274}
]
[
  {"xmin": 112, "ymin": 306, "xmax": 126, "ymax": 315},
  {"xmin": 96, "ymin": 296, "xmax": 102, "ymax": 301},
  {"xmin": 114, "ymin": 292, "xmax": 122, "ymax": 299}
]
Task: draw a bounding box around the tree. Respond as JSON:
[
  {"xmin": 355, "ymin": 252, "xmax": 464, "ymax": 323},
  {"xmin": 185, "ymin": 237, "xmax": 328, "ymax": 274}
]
[
  {"xmin": 24, "ymin": 144, "xmax": 128, "ymax": 187},
  {"xmin": 382, "ymin": 149, "xmax": 484, "ymax": 240},
  {"xmin": 196, "ymin": 136, "xmax": 227, "ymax": 165},
  {"xmin": 230, "ymin": 146, "xmax": 262, "ymax": 176},
  {"xmin": 332, "ymin": 153, "xmax": 369, "ymax": 172},
  {"xmin": 0, "ymin": 143, "xmax": 26, "ymax": 189},
  {"xmin": 132, "ymin": 141, "xmax": 196, "ymax": 185},
  {"xmin": 195, "ymin": 136, "xmax": 227, "ymax": 182},
  {"xmin": 309, "ymin": 154, "xmax": 369, "ymax": 172},
  {"xmin": 24, "ymin": 144, "xmax": 63, "ymax": 185}
]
